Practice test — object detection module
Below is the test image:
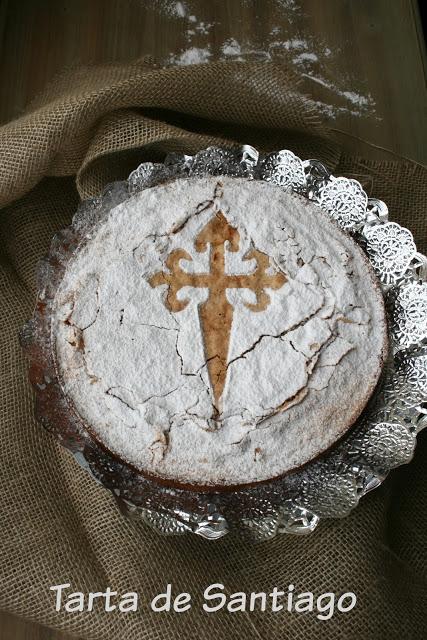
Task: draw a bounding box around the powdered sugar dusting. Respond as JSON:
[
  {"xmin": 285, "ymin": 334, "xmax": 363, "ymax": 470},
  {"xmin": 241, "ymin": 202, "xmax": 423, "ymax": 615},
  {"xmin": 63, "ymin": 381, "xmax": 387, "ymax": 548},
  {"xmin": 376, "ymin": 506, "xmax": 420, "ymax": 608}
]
[
  {"xmin": 221, "ymin": 38, "xmax": 242, "ymax": 58},
  {"xmin": 169, "ymin": 46, "xmax": 212, "ymax": 66},
  {"xmin": 152, "ymin": 0, "xmax": 377, "ymax": 120},
  {"xmin": 174, "ymin": 1, "xmax": 187, "ymax": 18},
  {"xmin": 53, "ymin": 177, "xmax": 387, "ymax": 486}
]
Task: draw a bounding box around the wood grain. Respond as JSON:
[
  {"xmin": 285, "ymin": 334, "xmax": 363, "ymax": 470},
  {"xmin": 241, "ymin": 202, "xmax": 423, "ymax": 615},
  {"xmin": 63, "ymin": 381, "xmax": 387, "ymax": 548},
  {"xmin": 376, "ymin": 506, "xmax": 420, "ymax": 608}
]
[
  {"xmin": 0, "ymin": 1, "xmax": 425, "ymax": 638},
  {"xmin": 0, "ymin": 0, "xmax": 426, "ymax": 160}
]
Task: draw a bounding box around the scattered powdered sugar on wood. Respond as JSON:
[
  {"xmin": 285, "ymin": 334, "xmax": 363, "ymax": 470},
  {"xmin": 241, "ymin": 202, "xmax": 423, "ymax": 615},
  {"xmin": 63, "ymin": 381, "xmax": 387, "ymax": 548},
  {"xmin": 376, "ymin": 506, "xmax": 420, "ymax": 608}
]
[
  {"xmin": 221, "ymin": 38, "xmax": 242, "ymax": 58},
  {"xmin": 154, "ymin": 0, "xmax": 376, "ymax": 119},
  {"xmin": 169, "ymin": 46, "xmax": 212, "ymax": 66}
]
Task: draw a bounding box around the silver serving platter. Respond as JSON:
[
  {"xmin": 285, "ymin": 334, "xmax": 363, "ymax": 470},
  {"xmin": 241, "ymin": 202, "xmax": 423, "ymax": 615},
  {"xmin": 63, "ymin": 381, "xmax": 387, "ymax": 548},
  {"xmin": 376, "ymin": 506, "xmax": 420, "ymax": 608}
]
[{"xmin": 24, "ymin": 146, "xmax": 427, "ymax": 541}]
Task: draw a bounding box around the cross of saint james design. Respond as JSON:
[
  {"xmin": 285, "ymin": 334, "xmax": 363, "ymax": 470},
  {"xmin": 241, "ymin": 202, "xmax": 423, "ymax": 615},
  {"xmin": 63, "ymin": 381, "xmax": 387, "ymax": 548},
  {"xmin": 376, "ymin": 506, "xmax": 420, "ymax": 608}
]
[{"xmin": 149, "ymin": 212, "xmax": 287, "ymax": 408}]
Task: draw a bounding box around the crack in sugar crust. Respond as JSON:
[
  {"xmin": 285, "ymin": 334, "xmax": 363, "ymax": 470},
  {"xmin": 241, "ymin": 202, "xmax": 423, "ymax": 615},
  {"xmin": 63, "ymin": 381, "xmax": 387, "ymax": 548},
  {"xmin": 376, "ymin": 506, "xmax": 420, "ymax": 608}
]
[{"xmin": 52, "ymin": 176, "xmax": 387, "ymax": 486}]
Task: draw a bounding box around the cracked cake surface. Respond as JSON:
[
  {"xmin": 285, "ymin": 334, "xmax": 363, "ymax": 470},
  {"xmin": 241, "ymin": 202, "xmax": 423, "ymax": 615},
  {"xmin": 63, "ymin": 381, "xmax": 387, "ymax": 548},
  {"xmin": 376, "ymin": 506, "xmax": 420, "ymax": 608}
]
[{"xmin": 52, "ymin": 176, "xmax": 388, "ymax": 487}]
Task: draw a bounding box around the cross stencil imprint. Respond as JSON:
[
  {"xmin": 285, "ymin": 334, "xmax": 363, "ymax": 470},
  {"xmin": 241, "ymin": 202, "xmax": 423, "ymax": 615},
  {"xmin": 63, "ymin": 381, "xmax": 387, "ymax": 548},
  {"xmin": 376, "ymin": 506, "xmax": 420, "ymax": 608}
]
[{"xmin": 149, "ymin": 211, "xmax": 287, "ymax": 409}]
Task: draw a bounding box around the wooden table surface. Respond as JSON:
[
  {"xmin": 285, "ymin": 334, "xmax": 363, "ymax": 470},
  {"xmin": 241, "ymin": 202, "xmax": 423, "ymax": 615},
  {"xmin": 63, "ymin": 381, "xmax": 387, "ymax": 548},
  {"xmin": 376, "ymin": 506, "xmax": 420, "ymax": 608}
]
[{"xmin": 0, "ymin": 1, "xmax": 425, "ymax": 638}]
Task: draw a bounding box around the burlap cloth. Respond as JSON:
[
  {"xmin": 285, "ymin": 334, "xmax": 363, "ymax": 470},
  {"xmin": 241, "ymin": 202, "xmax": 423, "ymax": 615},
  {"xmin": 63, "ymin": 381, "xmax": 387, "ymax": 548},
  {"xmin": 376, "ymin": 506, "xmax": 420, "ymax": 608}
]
[{"xmin": 0, "ymin": 60, "xmax": 426, "ymax": 640}]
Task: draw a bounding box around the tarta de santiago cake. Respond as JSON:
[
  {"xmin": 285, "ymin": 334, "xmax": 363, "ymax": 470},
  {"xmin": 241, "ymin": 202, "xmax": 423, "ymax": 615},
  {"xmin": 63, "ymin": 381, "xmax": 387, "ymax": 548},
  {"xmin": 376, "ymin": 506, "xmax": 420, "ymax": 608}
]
[{"xmin": 49, "ymin": 175, "xmax": 388, "ymax": 488}]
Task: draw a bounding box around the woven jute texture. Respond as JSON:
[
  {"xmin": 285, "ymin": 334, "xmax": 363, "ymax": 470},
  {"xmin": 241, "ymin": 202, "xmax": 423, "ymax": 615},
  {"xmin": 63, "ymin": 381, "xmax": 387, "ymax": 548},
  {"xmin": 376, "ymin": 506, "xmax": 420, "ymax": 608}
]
[{"xmin": 0, "ymin": 60, "xmax": 426, "ymax": 640}]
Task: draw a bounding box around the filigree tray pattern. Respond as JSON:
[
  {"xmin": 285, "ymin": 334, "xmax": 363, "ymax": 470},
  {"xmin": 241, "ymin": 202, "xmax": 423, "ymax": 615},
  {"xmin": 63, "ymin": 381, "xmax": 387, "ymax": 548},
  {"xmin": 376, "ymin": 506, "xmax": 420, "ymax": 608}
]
[{"xmin": 21, "ymin": 146, "xmax": 427, "ymax": 541}]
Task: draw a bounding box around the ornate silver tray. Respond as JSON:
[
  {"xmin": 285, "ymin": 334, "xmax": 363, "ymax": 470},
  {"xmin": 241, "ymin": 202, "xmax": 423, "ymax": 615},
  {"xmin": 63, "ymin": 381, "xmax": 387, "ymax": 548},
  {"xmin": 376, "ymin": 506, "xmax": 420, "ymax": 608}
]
[{"xmin": 21, "ymin": 146, "xmax": 427, "ymax": 541}]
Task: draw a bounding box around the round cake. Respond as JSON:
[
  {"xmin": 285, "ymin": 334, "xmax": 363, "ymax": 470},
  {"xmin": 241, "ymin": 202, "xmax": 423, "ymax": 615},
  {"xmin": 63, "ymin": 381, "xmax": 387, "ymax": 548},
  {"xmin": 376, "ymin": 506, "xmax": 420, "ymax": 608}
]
[{"xmin": 51, "ymin": 176, "xmax": 388, "ymax": 488}]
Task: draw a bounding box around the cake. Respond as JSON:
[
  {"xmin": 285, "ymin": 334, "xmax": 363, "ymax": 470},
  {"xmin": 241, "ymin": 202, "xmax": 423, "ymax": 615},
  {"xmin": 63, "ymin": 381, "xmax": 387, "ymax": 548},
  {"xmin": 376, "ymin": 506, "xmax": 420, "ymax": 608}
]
[{"xmin": 49, "ymin": 175, "xmax": 388, "ymax": 489}]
